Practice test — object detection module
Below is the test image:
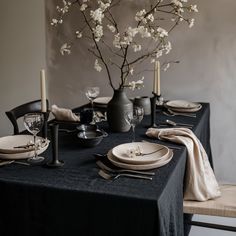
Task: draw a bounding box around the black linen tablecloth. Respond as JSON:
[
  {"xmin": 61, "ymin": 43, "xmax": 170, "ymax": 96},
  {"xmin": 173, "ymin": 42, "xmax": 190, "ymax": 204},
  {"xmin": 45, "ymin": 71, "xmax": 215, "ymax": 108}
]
[{"xmin": 0, "ymin": 103, "xmax": 212, "ymax": 236}]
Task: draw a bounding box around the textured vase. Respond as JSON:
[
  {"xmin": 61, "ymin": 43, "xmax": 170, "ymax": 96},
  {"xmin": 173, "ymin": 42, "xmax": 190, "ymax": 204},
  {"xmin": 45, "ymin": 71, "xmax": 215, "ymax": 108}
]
[{"xmin": 107, "ymin": 89, "xmax": 133, "ymax": 132}]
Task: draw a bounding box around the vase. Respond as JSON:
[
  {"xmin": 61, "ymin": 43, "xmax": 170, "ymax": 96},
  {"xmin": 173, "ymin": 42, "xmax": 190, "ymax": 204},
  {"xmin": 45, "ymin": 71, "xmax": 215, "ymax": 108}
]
[{"xmin": 107, "ymin": 89, "xmax": 133, "ymax": 132}]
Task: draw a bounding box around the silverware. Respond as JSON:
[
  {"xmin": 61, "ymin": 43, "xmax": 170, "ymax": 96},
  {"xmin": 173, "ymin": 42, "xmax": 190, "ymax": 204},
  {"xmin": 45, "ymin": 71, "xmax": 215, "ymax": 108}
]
[
  {"xmin": 98, "ymin": 169, "xmax": 153, "ymax": 180},
  {"xmin": 163, "ymin": 110, "xmax": 196, "ymax": 118},
  {"xmin": 165, "ymin": 119, "xmax": 194, "ymax": 127},
  {"xmin": 141, "ymin": 140, "xmax": 182, "ymax": 150},
  {"xmin": 96, "ymin": 160, "xmax": 155, "ymax": 176}
]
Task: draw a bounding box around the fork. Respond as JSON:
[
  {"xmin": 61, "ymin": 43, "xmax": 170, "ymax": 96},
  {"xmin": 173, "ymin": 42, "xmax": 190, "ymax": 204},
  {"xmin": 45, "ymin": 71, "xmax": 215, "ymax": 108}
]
[
  {"xmin": 96, "ymin": 160, "xmax": 155, "ymax": 176},
  {"xmin": 98, "ymin": 169, "xmax": 153, "ymax": 180},
  {"xmin": 163, "ymin": 110, "xmax": 196, "ymax": 118}
]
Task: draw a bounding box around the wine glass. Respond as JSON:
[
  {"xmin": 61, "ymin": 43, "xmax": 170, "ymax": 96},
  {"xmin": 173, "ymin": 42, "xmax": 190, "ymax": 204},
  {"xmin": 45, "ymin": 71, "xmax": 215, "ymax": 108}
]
[
  {"xmin": 23, "ymin": 113, "xmax": 45, "ymax": 163},
  {"xmin": 85, "ymin": 86, "xmax": 100, "ymax": 123},
  {"xmin": 125, "ymin": 106, "xmax": 144, "ymax": 142}
]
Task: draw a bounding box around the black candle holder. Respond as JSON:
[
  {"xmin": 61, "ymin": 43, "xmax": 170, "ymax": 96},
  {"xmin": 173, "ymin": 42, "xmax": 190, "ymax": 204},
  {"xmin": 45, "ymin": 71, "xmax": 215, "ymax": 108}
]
[
  {"xmin": 150, "ymin": 92, "xmax": 163, "ymax": 128},
  {"xmin": 42, "ymin": 111, "xmax": 50, "ymax": 139},
  {"xmin": 46, "ymin": 123, "xmax": 64, "ymax": 168}
]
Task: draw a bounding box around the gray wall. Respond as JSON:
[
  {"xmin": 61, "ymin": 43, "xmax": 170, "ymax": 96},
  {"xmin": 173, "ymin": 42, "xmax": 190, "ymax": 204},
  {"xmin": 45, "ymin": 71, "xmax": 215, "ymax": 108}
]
[{"xmin": 0, "ymin": 0, "xmax": 46, "ymax": 134}]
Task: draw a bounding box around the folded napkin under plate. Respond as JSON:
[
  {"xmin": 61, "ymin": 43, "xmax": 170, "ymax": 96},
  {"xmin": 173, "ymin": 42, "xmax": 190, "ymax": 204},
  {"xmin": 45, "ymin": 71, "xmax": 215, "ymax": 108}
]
[
  {"xmin": 0, "ymin": 135, "xmax": 49, "ymax": 159},
  {"xmin": 165, "ymin": 100, "xmax": 202, "ymax": 113},
  {"xmin": 146, "ymin": 127, "xmax": 221, "ymax": 201},
  {"xmin": 107, "ymin": 142, "xmax": 173, "ymax": 170}
]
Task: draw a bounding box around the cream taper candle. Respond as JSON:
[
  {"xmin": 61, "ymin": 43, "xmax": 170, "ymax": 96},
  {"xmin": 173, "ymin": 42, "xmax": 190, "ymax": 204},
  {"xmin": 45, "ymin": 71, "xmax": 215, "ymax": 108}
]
[
  {"xmin": 40, "ymin": 69, "xmax": 47, "ymax": 112},
  {"xmin": 154, "ymin": 61, "xmax": 160, "ymax": 95}
]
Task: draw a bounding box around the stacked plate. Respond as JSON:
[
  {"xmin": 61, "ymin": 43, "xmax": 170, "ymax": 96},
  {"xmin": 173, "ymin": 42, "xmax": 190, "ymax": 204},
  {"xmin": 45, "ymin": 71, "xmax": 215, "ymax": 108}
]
[
  {"xmin": 0, "ymin": 135, "xmax": 49, "ymax": 160},
  {"xmin": 107, "ymin": 142, "xmax": 173, "ymax": 170},
  {"xmin": 165, "ymin": 100, "xmax": 202, "ymax": 112},
  {"xmin": 93, "ymin": 97, "xmax": 111, "ymax": 108}
]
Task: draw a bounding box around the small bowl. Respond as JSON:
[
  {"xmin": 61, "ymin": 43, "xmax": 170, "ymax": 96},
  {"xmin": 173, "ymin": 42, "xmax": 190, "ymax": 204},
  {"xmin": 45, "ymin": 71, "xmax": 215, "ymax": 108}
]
[{"xmin": 77, "ymin": 130, "xmax": 104, "ymax": 147}]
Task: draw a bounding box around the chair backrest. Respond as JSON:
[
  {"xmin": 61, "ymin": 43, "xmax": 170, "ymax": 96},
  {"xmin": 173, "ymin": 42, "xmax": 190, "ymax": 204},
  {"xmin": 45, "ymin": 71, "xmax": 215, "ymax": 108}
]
[{"xmin": 5, "ymin": 99, "xmax": 49, "ymax": 135}]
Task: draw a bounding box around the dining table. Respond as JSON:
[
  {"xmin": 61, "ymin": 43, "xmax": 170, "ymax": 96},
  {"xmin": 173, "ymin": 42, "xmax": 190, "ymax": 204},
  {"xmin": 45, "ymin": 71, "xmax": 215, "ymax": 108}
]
[{"xmin": 0, "ymin": 103, "xmax": 212, "ymax": 236}]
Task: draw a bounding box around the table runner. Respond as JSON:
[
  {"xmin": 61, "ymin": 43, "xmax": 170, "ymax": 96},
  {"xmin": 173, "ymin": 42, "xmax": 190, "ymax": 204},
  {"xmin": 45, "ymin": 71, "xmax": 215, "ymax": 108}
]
[{"xmin": 0, "ymin": 103, "xmax": 212, "ymax": 236}]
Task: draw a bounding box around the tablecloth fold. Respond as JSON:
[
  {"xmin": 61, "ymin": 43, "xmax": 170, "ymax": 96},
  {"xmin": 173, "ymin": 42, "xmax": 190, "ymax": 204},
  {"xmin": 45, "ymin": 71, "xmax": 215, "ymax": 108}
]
[{"xmin": 146, "ymin": 127, "xmax": 221, "ymax": 201}]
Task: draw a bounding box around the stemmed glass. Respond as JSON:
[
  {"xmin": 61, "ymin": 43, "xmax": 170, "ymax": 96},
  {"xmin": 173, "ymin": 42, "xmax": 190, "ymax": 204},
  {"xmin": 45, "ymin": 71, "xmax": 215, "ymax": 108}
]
[
  {"xmin": 85, "ymin": 86, "xmax": 100, "ymax": 123},
  {"xmin": 125, "ymin": 106, "xmax": 144, "ymax": 142},
  {"xmin": 23, "ymin": 113, "xmax": 44, "ymax": 163}
]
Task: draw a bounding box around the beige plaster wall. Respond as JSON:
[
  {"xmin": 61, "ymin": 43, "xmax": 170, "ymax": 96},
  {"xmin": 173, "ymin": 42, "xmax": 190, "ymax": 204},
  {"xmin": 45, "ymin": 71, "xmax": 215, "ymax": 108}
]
[{"xmin": 0, "ymin": 0, "xmax": 46, "ymax": 135}]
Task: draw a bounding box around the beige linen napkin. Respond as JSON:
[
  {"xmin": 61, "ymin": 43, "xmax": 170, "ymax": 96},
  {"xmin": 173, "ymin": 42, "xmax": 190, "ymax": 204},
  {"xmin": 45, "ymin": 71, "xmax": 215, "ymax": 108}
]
[
  {"xmin": 51, "ymin": 104, "xmax": 80, "ymax": 122},
  {"xmin": 146, "ymin": 127, "xmax": 221, "ymax": 201}
]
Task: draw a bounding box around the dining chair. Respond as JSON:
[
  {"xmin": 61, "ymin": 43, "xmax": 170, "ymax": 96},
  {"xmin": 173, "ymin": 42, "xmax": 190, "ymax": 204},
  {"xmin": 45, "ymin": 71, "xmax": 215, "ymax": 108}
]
[
  {"xmin": 184, "ymin": 184, "xmax": 236, "ymax": 232},
  {"xmin": 5, "ymin": 99, "xmax": 49, "ymax": 137}
]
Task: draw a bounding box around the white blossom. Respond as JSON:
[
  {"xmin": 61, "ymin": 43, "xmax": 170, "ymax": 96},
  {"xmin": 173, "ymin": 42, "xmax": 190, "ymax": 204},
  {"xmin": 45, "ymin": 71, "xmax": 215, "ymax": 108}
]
[
  {"xmin": 188, "ymin": 18, "xmax": 195, "ymax": 28},
  {"xmin": 138, "ymin": 26, "xmax": 151, "ymax": 38},
  {"xmin": 60, "ymin": 43, "xmax": 71, "ymax": 55},
  {"xmin": 93, "ymin": 25, "xmax": 103, "ymax": 42},
  {"xmin": 163, "ymin": 63, "xmax": 170, "ymax": 71},
  {"xmin": 113, "ymin": 33, "xmax": 121, "ymax": 48},
  {"xmin": 146, "ymin": 14, "xmax": 154, "ymax": 22},
  {"xmin": 94, "ymin": 59, "xmax": 102, "ymax": 72},
  {"xmin": 129, "ymin": 67, "xmax": 134, "ymax": 75},
  {"xmin": 76, "ymin": 31, "xmax": 83, "ymax": 38},
  {"xmin": 164, "ymin": 41, "xmax": 172, "ymax": 54},
  {"xmin": 107, "ymin": 24, "xmax": 116, "ymax": 33},
  {"xmin": 190, "ymin": 5, "xmax": 198, "ymax": 12},
  {"xmin": 132, "ymin": 44, "xmax": 142, "ymax": 52},
  {"xmin": 80, "ymin": 4, "xmax": 88, "ymax": 11},
  {"xmin": 128, "ymin": 77, "xmax": 144, "ymax": 90},
  {"xmin": 90, "ymin": 8, "xmax": 104, "ymax": 24},
  {"xmin": 157, "ymin": 27, "xmax": 168, "ymax": 38},
  {"xmin": 156, "ymin": 50, "xmax": 163, "ymax": 58},
  {"xmin": 135, "ymin": 9, "xmax": 146, "ymax": 22},
  {"xmin": 171, "ymin": 0, "xmax": 183, "ymax": 7}
]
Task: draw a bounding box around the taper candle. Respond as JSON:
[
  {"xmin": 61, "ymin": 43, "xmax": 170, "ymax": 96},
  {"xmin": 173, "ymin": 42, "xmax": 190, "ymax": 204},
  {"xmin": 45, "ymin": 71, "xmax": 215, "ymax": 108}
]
[
  {"xmin": 153, "ymin": 61, "xmax": 158, "ymax": 94},
  {"xmin": 40, "ymin": 69, "xmax": 47, "ymax": 112}
]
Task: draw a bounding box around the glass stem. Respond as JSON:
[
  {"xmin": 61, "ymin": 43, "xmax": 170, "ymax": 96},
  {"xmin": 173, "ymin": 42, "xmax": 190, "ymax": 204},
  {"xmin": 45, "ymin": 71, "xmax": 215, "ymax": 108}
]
[
  {"xmin": 33, "ymin": 134, "xmax": 37, "ymax": 159},
  {"xmin": 132, "ymin": 125, "xmax": 135, "ymax": 142},
  {"xmin": 91, "ymin": 100, "xmax": 95, "ymax": 124}
]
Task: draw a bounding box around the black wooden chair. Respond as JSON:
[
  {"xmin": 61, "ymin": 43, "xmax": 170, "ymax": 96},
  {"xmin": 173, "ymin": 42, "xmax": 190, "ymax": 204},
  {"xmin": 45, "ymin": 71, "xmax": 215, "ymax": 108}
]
[{"xmin": 5, "ymin": 99, "xmax": 49, "ymax": 137}]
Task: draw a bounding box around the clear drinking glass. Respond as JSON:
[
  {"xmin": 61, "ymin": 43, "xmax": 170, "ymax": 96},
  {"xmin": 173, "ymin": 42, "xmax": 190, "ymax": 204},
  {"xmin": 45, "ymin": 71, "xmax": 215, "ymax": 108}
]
[
  {"xmin": 23, "ymin": 113, "xmax": 44, "ymax": 163},
  {"xmin": 125, "ymin": 106, "xmax": 144, "ymax": 142},
  {"xmin": 85, "ymin": 86, "xmax": 100, "ymax": 123}
]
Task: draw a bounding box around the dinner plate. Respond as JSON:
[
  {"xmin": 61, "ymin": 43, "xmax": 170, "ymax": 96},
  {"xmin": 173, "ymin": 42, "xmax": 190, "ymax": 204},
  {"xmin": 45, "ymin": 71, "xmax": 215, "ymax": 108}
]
[
  {"xmin": 0, "ymin": 135, "xmax": 49, "ymax": 159},
  {"xmin": 93, "ymin": 97, "xmax": 111, "ymax": 107},
  {"xmin": 167, "ymin": 105, "xmax": 202, "ymax": 113},
  {"xmin": 112, "ymin": 142, "xmax": 169, "ymax": 164},
  {"xmin": 165, "ymin": 100, "xmax": 200, "ymax": 109},
  {"xmin": 107, "ymin": 149, "xmax": 173, "ymax": 170}
]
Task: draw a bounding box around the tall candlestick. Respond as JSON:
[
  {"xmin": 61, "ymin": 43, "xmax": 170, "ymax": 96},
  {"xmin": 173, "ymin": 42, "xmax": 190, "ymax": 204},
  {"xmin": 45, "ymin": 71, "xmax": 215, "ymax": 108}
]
[{"xmin": 40, "ymin": 69, "xmax": 47, "ymax": 112}]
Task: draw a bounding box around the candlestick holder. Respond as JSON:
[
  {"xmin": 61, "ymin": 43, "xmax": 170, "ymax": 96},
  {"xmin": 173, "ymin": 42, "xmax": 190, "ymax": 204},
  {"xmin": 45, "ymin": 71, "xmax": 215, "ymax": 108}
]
[
  {"xmin": 46, "ymin": 123, "xmax": 64, "ymax": 168},
  {"xmin": 42, "ymin": 111, "xmax": 50, "ymax": 139},
  {"xmin": 150, "ymin": 92, "xmax": 160, "ymax": 128}
]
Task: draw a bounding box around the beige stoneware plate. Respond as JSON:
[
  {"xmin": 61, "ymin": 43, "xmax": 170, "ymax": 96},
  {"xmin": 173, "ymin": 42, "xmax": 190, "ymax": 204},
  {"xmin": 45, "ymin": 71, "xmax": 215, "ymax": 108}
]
[{"xmin": 112, "ymin": 142, "xmax": 169, "ymax": 165}]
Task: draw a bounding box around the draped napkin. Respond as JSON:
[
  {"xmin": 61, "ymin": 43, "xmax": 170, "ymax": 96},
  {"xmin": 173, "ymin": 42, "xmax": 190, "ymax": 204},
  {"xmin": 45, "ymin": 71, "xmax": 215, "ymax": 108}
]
[
  {"xmin": 51, "ymin": 104, "xmax": 80, "ymax": 122},
  {"xmin": 146, "ymin": 127, "xmax": 221, "ymax": 201}
]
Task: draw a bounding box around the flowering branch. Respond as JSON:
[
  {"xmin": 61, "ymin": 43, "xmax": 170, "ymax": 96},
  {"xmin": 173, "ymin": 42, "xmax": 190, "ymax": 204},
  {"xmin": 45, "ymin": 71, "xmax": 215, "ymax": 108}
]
[{"xmin": 51, "ymin": 0, "xmax": 198, "ymax": 91}]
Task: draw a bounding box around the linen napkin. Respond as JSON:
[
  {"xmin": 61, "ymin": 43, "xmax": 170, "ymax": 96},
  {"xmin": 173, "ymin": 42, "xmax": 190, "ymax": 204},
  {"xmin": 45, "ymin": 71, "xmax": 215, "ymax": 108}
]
[
  {"xmin": 146, "ymin": 127, "xmax": 221, "ymax": 201},
  {"xmin": 51, "ymin": 104, "xmax": 80, "ymax": 122}
]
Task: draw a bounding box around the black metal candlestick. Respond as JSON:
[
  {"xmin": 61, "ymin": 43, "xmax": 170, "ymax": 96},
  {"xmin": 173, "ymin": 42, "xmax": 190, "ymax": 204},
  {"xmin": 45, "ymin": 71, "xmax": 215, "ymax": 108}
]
[
  {"xmin": 42, "ymin": 111, "xmax": 50, "ymax": 139},
  {"xmin": 150, "ymin": 92, "xmax": 162, "ymax": 128},
  {"xmin": 46, "ymin": 123, "xmax": 64, "ymax": 168}
]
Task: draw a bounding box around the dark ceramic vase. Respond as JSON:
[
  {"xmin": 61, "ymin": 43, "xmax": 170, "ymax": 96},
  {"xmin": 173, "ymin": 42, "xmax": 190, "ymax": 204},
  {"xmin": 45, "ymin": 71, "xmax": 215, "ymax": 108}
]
[{"xmin": 107, "ymin": 89, "xmax": 133, "ymax": 132}]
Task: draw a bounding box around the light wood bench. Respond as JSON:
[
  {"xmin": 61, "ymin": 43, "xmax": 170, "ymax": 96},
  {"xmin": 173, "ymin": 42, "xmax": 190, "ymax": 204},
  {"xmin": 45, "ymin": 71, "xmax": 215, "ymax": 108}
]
[{"xmin": 183, "ymin": 184, "xmax": 236, "ymax": 232}]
